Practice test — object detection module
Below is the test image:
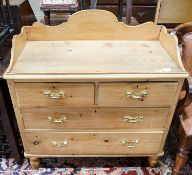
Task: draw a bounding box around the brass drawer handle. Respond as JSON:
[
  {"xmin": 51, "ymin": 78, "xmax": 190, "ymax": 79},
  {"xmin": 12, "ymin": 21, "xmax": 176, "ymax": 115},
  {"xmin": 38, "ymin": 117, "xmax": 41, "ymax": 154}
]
[
  {"xmin": 124, "ymin": 116, "xmax": 143, "ymax": 123},
  {"xmin": 126, "ymin": 90, "xmax": 147, "ymax": 100},
  {"xmin": 48, "ymin": 115, "xmax": 67, "ymax": 123},
  {"xmin": 121, "ymin": 139, "xmax": 139, "ymax": 148},
  {"xmin": 44, "ymin": 90, "xmax": 65, "ymax": 99},
  {"xmin": 50, "ymin": 140, "xmax": 69, "ymax": 148}
]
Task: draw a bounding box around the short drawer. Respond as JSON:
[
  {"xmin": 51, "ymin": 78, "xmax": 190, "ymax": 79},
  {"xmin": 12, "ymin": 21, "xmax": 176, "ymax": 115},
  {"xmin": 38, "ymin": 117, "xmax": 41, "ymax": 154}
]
[
  {"xmin": 98, "ymin": 82, "xmax": 178, "ymax": 107},
  {"xmin": 27, "ymin": 132, "xmax": 163, "ymax": 155},
  {"xmin": 22, "ymin": 108, "xmax": 169, "ymax": 130},
  {"xmin": 14, "ymin": 83, "xmax": 94, "ymax": 107}
]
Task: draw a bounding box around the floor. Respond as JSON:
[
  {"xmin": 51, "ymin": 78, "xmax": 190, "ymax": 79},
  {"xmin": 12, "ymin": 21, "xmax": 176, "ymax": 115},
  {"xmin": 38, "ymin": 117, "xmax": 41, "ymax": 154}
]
[{"xmin": 0, "ymin": 157, "xmax": 172, "ymax": 175}]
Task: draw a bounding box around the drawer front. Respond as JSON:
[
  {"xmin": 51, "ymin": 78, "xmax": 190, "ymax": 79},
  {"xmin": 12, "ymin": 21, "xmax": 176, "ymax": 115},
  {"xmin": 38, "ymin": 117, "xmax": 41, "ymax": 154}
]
[
  {"xmin": 133, "ymin": 0, "xmax": 157, "ymax": 4},
  {"xmin": 132, "ymin": 6, "xmax": 156, "ymax": 23},
  {"xmin": 96, "ymin": 5, "xmax": 156, "ymax": 23},
  {"xmin": 97, "ymin": 0, "xmax": 157, "ymax": 5},
  {"xmin": 15, "ymin": 83, "xmax": 94, "ymax": 107},
  {"xmin": 98, "ymin": 83, "xmax": 178, "ymax": 107},
  {"xmin": 27, "ymin": 132, "xmax": 163, "ymax": 155},
  {"xmin": 22, "ymin": 108, "xmax": 169, "ymax": 130}
]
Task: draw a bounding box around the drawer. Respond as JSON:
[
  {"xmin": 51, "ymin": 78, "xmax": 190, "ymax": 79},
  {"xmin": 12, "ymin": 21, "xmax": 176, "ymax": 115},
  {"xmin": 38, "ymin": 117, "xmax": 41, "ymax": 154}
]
[
  {"xmin": 14, "ymin": 83, "xmax": 94, "ymax": 107},
  {"xmin": 97, "ymin": 0, "xmax": 157, "ymax": 5},
  {"xmin": 132, "ymin": 6, "xmax": 156, "ymax": 23},
  {"xmin": 132, "ymin": 0, "xmax": 157, "ymax": 5},
  {"xmin": 27, "ymin": 132, "xmax": 163, "ymax": 155},
  {"xmin": 22, "ymin": 108, "xmax": 169, "ymax": 130},
  {"xmin": 96, "ymin": 5, "xmax": 156, "ymax": 23},
  {"xmin": 98, "ymin": 83, "xmax": 178, "ymax": 107}
]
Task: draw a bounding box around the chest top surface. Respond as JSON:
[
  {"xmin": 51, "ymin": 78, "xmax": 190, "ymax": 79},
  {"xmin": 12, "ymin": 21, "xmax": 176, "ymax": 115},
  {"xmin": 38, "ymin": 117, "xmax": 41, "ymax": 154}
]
[
  {"xmin": 4, "ymin": 10, "xmax": 187, "ymax": 80},
  {"xmin": 11, "ymin": 40, "xmax": 182, "ymax": 74}
]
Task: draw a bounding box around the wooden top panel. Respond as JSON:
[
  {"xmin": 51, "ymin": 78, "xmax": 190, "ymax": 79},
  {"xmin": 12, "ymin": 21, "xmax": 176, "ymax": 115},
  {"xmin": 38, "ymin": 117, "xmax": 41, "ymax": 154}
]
[
  {"xmin": 25, "ymin": 10, "xmax": 161, "ymax": 41},
  {"xmin": 9, "ymin": 40, "xmax": 183, "ymax": 75},
  {"xmin": 3, "ymin": 10, "xmax": 188, "ymax": 80}
]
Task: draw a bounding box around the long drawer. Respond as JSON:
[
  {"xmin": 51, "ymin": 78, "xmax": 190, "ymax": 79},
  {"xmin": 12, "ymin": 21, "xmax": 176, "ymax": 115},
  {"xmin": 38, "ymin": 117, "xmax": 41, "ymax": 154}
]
[
  {"xmin": 96, "ymin": 5, "xmax": 156, "ymax": 23},
  {"xmin": 133, "ymin": 6, "xmax": 156, "ymax": 23},
  {"xmin": 27, "ymin": 132, "xmax": 163, "ymax": 155},
  {"xmin": 97, "ymin": 0, "xmax": 157, "ymax": 5},
  {"xmin": 14, "ymin": 83, "xmax": 94, "ymax": 107},
  {"xmin": 98, "ymin": 82, "xmax": 178, "ymax": 107},
  {"xmin": 22, "ymin": 107, "xmax": 169, "ymax": 130}
]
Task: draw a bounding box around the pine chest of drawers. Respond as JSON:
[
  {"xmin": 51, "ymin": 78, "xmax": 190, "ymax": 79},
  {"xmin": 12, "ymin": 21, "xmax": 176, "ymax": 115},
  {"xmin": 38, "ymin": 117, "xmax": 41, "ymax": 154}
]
[{"xmin": 4, "ymin": 10, "xmax": 187, "ymax": 169}]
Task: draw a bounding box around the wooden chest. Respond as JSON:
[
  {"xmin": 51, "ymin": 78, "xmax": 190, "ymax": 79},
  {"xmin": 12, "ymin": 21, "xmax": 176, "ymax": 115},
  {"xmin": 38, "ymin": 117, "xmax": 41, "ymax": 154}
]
[
  {"xmin": 97, "ymin": 0, "xmax": 158, "ymax": 23},
  {"xmin": 3, "ymin": 10, "xmax": 187, "ymax": 169}
]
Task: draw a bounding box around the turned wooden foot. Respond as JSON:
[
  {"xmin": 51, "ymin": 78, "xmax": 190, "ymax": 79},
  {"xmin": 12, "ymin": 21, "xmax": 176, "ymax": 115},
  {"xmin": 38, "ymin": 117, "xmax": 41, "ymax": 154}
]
[
  {"xmin": 172, "ymin": 150, "xmax": 188, "ymax": 175},
  {"xmin": 172, "ymin": 123, "xmax": 192, "ymax": 175},
  {"xmin": 30, "ymin": 157, "xmax": 40, "ymax": 169},
  {"xmin": 148, "ymin": 156, "xmax": 159, "ymax": 167}
]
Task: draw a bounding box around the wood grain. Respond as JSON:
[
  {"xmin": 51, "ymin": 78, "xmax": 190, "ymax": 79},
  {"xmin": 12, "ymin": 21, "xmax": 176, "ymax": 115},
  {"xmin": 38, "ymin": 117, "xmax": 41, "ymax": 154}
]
[
  {"xmin": 98, "ymin": 82, "xmax": 178, "ymax": 107},
  {"xmin": 3, "ymin": 10, "xmax": 187, "ymax": 80},
  {"xmin": 14, "ymin": 83, "xmax": 94, "ymax": 107},
  {"xmin": 24, "ymin": 11, "xmax": 161, "ymax": 41},
  {"xmin": 159, "ymin": 27, "xmax": 186, "ymax": 72},
  {"xmin": 9, "ymin": 40, "xmax": 183, "ymax": 75},
  {"xmin": 22, "ymin": 107, "xmax": 169, "ymax": 130},
  {"xmin": 2, "ymin": 10, "xmax": 187, "ymax": 164},
  {"xmin": 26, "ymin": 131, "xmax": 163, "ymax": 155},
  {"xmin": 6, "ymin": 80, "xmax": 30, "ymax": 152}
]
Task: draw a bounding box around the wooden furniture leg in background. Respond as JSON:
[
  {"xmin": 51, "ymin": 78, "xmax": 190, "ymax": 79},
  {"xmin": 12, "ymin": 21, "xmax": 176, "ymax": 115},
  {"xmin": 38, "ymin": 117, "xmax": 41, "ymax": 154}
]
[
  {"xmin": 172, "ymin": 117, "xmax": 192, "ymax": 175},
  {"xmin": 43, "ymin": 11, "xmax": 50, "ymax": 25},
  {"xmin": 171, "ymin": 81, "xmax": 192, "ymax": 175},
  {"xmin": 118, "ymin": 0, "xmax": 123, "ymax": 21},
  {"xmin": 126, "ymin": 0, "xmax": 132, "ymax": 24},
  {"xmin": 118, "ymin": 0, "xmax": 133, "ymax": 24}
]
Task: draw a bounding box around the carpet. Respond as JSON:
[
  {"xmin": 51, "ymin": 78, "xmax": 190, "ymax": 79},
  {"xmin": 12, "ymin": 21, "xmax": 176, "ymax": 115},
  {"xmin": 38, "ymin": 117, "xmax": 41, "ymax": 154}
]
[{"xmin": 0, "ymin": 157, "xmax": 173, "ymax": 175}]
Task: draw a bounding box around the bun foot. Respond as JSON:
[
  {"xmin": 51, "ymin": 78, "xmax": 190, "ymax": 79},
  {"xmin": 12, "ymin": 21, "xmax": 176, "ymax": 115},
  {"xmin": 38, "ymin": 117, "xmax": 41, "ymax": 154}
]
[
  {"xmin": 30, "ymin": 157, "xmax": 40, "ymax": 169},
  {"xmin": 148, "ymin": 156, "xmax": 159, "ymax": 167}
]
